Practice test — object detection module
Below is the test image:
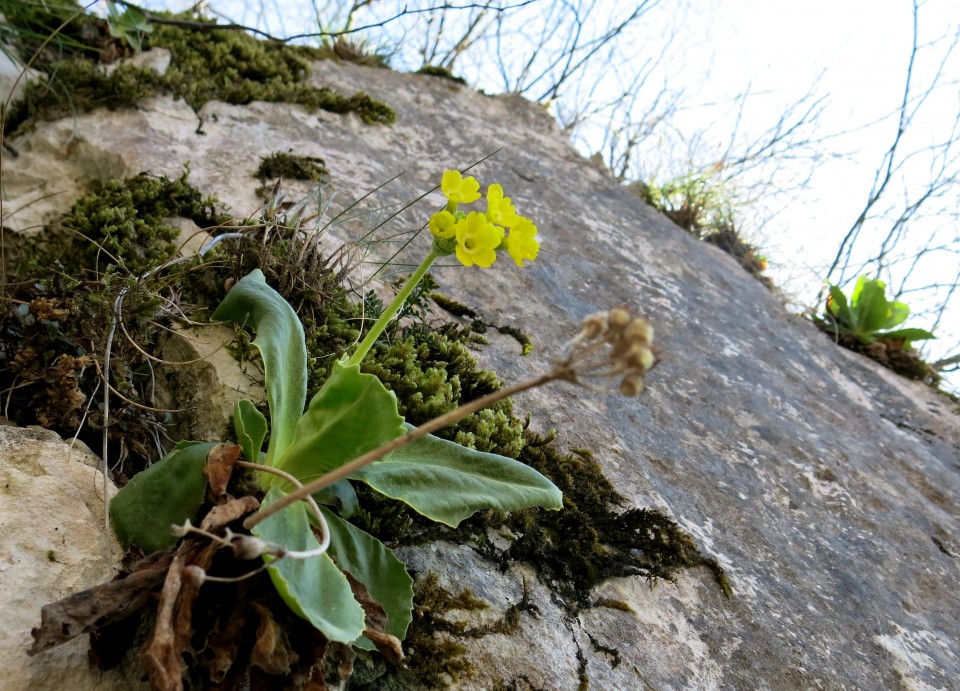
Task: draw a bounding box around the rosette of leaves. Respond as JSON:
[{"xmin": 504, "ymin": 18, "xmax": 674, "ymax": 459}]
[
  {"xmin": 824, "ymin": 276, "xmax": 935, "ymax": 346},
  {"xmin": 109, "ymin": 269, "xmax": 562, "ymax": 651}
]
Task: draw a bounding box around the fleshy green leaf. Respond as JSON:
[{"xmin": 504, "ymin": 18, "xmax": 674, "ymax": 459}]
[
  {"xmin": 252, "ymin": 487, "xmax": 365, "ymax": 643},
  {"xmin": 277, "ymin": 358, "xmax": 405, "ymax": 484},
  {"xmin": 213, "ymin": 270, "xmax": 306, "ymax": 467},
  {"xmin": 234, "ymin": 399, "xmax": 267, "ymax": 463},
  {"xmin": 879, "ymin": 327, "xmax": 936, "ymax": 343},
  {"xmin": 317, "ymin": 506, "xmax": 413, "ymax": 648},
  {"xmin": 110, "ymin": 441, "xmax": 217, "ymax": 552},
  {"xmin": 352, "ymin": 427, "xmax": 563, "ymax": 527},
  {"xmin": 886, "ymin": 301, "xmax": 911, "ymax": 329},
  {"xmin": 314, "ymin": 480, "xmax": 360, "ymax": 518},
  {"xmin": 827, "ymin": 285, "xmax": 853, "ymax": 327},
  {"xmin": 854, "ymin": 278, "xmax": 890, "ymax": 334}
]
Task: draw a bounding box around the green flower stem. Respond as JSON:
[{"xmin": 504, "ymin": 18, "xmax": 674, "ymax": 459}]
[
  {"xmin": 347, "ymin": 247, "xmax": 441, "ymax": 367},
  {"xmin": 243, "ymin": 370, "xmax": 560, "ymax": 531}
]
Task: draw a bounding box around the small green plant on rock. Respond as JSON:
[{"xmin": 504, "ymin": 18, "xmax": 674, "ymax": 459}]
[
  {"xmin": 29, "ymin": 170, "xmax": 660, "ymax": 688},
  {"xmin": 821, "ymin": 276, "xmax": 935, "ymax": 346},
  {"xmin": 816, "ymin": 276, "xmax": 938, "ymax": 382}
]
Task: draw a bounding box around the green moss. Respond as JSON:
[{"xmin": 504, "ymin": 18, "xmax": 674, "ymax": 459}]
[
  {"xmin": 431, "ymin": 292, "xmax": 533, "ymax": 354},
  {"xmin": 430, "ymin": 292, "xmax": 477, "ymax": 319},
  {"xmin": 3, "ymin": 6, "xmax": 396, "ymax": 137},
  {"xmin": 314, "ymin": 36, "xmax": 391, "ymax": 68},
  {"xmin": 591, "ymin": 598, "xmax": 635, "ymax": 614},
  {"xmin": 361, "ymin": 332, "xmax": 525, "ymax": 458},
  {"xmin": 0, "ymin": 0, "xmax": 112, "ymax": 65},
  {"xmin": 18, "ymin": 170, "xmax": 223, "ymax": 278},
  {"xmin": 401, "ymin": 572, "xmax": 487, "ymax": 686},
  {"xmin": 3, "ymin": 60, "xmax": 163, "ymax": 135},
  {"xmin": 255, "ymin": 152, "xmax": 328, "ymax": 183},
  {"xmin": 468, "ymin": 437, "xmax": 730, "ymax": 606},
  {"xmin": 496, "ymin": 324, "xmax": 534, "ymax": 356},
  {"xmin": 416, "ymin": 65, "xmax": 468, "ymax": 85}
]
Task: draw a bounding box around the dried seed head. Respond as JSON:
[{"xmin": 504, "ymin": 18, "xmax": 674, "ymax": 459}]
[
  {"xmin": 619, "ymin": 372, "xmax": 646, "ymax": 396},
  {"xmin": 580, "ymin": 311, "xmax": 608, "ymax": 340},
  {"xmin": 182, "ymin": 565, "xmax": 207, "ymax": 587},
  {"xmin": 622, "ymin": 343, "xmax": 656, "ymax": 371},
  {"xmin": 170, "ymin": 520, "xmax": 193, "ymax": 537},
  {"xmin": 607, "ymin": 307, "xmax": 632, "ymax": 333},
  {"xmin": 230, "ymin": 534, "xmax": 271, "ymax": 560},
  {"xmin": 623, "ymin": 317, "xmax": 653, "ymax": 345}
]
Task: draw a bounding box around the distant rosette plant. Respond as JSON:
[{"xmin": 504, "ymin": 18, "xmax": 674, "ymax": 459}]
[{"xmin": 430, "ymin": 170, "xmax": 540, "ymax": 268}]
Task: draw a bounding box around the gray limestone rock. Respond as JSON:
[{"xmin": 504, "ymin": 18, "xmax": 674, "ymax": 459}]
[{"xmin": 2, "ymin": 54, "xmax": 958, "ymax": 690}]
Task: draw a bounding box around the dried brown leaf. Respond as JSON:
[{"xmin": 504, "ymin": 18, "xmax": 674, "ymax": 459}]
[
  {"xmin": 250, "ymin": 602, "xmax": 299, "ymax": 675},
  {"xmin": 143, "ymin": 550, "xmax": 188, "ymax": 691},
  {"xmin": 324, "ymin": 642, "xmax": 356, "ymax": 681},
  {"xmin": 200, "ymin": 495, "xmax": 261, "ymax": 532},
  {"xmin": 362, "ymin": 628, "xmax": 404, "ymax": 665},
  {"xmin": 29, "ymin": 558, "xmax": 170, "ymax": 655},
  {"xmin": 142, "ymin": 540, "xmax": 216, "ymax": 690},
  {"xmin": 342, "ymin": 571, "xmax": 403, "ymax": 663},
  {"xmin": 196, "ymin": 601, "xmax": 250, "ymax": 684},
  {"xmin": 205, "ymin": 442, "xmax": 242, "ymax": 502},
  {"xmin": 344, "ymin": 571, "xmax": 387, "ymax": 633}
]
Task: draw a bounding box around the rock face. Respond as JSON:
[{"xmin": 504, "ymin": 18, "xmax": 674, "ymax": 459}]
[
  {"xmin": 0, "ymin": 425, "xmax": 145, "ymax": 690},
  {"xmin": 3, "ymin": 56, "xmax": 960, "ymax": 689}
]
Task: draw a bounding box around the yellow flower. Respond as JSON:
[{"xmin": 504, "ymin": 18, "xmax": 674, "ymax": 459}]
[
  {"xmin": 441, "ymin": 170, "xmax": 481, "ymax": 204},
  {"xmin": 506, "ymin": 217, "xmax": 539, "ymax": 267},
  {"xmin": 429, "ymin": 210, "xmax": 456, "ymax": 239},
  {"xmin": 486, "ymin": 184, "xmax": 520, "ymax": 227},
  {"xmin": 455, "ymin": 212, "xmax": 503, "ymax": 268}
]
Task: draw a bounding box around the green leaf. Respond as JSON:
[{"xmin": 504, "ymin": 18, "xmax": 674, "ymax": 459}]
[
  {"xmin": 277, "ymin": 358, "xmax": 405, "ymax": 483},
  {"xmin": 110, "ymin": 441, "xmax": 217, "ymax": 553},
  {"xmin": 886, "ymin": 300, "xmax": 911, "ymax": 329},
  {"xmin": 234, "ymin": 399, "xmax": 267, "ymax": 463},
  {"xmin": 252, "ymin": 487, "xmax": 365, "ymax": 643},
  {"xmin": 314, "ymin": 480, "xmax": 360, "ymax": 518},
  {"xmin": 879, "ymin": 327, "xmax": 936, "ymax": 343},
  {"xmin": 318, "ymin": 506, "xmax": 413, "ymax": 648},
  {"xmin": 827, "ymin": 285, "xmax": 853, "ymax": 328},
  {"xmin": 854, "ymin": 278, "xmax": 890, "ymax": 334},
  {"xmin": 353, "ymin": 427, "xmax": 563, "ymax": 528},
  {"xmin": 213, "ymin": 270, "xmax": 306, "ymax": 468}
]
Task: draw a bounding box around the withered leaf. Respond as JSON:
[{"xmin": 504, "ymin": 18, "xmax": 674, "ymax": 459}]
[
  {"xmin": 344, "ymin": 570, "xmax": 387, "ymax": 634},
  {"xmin": 342, "ymin": 571, "xmax": 403, "ymax": 663},
  {"xmin": 142, "ymin": 540, "xmax": 215, "ymax": 691},
  {"xmin": 196, "ymin": 600, "xmax": 250, "ymax": 684},
  {"xmin": 250, "ymin": 602, "xmax": 300, "ymax": 676},
  {"xmin": 29, "ymin": 557, "xmax": 170, "ymax": 655},
  {"xmin": 324, "ymin": 641, "xmax": 356, "ymax": 681},
  {"xmin": 200, "ymin": 495, "xmax": 261, "ymax": 532},
  {"xmin": 362, "ymin": 628, "xmax": 404, "ymax": 665},
  {"xmin": 204, "ymin": 442, "xmax": 242, "ymax": 502},
  {"xmin": 142, "ymin": 550, "xmax": 189, "ymax": 691}
]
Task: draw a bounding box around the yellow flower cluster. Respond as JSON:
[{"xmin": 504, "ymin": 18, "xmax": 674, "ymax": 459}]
[{"xmin": 429, "ymin": 170, "xmax": 540, "ymax": 268}]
